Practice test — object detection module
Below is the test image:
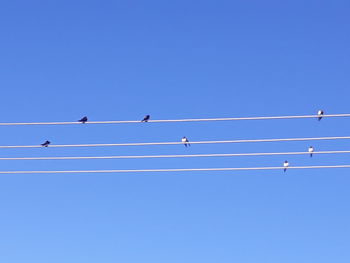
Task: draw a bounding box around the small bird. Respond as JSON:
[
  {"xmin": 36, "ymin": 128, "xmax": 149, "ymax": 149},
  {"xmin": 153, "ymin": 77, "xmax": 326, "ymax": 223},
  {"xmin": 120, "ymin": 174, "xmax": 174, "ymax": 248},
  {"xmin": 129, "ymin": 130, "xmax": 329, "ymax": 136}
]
[
  {"xmin": 41, "ymin": 140, "xmax": 51, "ymax": 147},
  {"xmin": 141, "ymin": 115, "xmax": 150, "ymax": 122},
  {"xmin": 78, "ymin": 116, "xmax": 88, "ymax": 123},
  {"xmin": 317, "ymin": 110, "xmax": 324, "ymax": 121},
  {"xmin": 308, "ymin": 146, "xmax": 314, "ymax": 157},
  {"xmin": 182, "ymin": 136, "xmax": 190, "ymax": 147},
  {"xmin": 283, "ymin": 160, "xmax": 289, "ymax": 172}
]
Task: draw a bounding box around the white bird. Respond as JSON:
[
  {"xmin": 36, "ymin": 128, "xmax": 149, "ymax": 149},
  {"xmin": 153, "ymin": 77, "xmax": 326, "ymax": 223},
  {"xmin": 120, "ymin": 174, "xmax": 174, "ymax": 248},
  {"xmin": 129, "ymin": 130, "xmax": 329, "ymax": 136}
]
[
  {"xmin": 317, "ymin": 110, "xmax": 324, "ymax": 121},
  {"xmin": 182, "ymin": 136, "xmax": 190, "ymax": 147},
  {"xmin": 308, "ymin": 146, "xmax": 314, "ymax": 157},
  {"xmin": 283, "ymin": 160, "xmax": 289, "ymax": 172}
]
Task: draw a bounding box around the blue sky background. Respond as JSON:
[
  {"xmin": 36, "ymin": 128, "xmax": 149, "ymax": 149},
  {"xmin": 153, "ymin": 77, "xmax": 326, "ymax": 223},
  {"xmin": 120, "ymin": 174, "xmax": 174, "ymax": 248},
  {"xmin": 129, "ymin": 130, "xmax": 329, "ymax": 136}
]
[{"xmin": 0, "ymin": 0, "xmax": 350, "ymax": 262}]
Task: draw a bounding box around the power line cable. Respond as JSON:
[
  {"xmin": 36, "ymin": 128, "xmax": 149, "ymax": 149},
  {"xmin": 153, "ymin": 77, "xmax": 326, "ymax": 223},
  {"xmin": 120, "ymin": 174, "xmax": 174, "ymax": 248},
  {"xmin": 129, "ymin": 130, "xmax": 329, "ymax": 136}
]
[
  {"xmin": 0, "ymin": 150, "xmax": 349, "ymax": 160},
  {"xmin": 1, "ymin": 136, "xmax": 350, "ymax": 149},
  {"xmin": 0, "ymin": 113, "xmax": 349, "ymax": 126},
  {"xmin": 0, "ymin": 165, "xmax": 350, "ymax": 174}
]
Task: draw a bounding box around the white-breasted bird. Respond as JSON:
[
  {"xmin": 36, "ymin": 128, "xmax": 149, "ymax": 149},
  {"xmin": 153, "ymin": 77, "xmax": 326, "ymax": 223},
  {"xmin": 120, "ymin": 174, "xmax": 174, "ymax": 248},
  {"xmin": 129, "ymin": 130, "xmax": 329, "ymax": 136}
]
[
  {"xmin": 317, "ymin": 110, "xmax": 324, "ymax": 121},
  {"xmin": 283, "ymin": 160, "xmax": 289, "ymax": 172},
  {"xmin": 182, "ymin": 136, "xmax": 190, "ymax": 147},
  {"xmin": 308, "ymin": 146, "xmax": 314, "ymax": 157}
]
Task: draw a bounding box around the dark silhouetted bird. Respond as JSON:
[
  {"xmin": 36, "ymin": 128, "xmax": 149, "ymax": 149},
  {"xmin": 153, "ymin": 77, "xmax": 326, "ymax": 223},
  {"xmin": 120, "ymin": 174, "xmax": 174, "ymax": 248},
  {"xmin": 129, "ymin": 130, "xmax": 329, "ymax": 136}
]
[
  {"xmin": 141, "ymin": 115, "xmax": 150, "ymax": 122},
  {"xmin": 182, "ymin": 136, "xmax": 190, "ymax": 147},
  {"xmin": 317, "ymin": 110, "xmax": 324, "ymax": 121},
  {"xmin": 308, "ymin": 146, "xmax": 314, "ymax": 157},
  {"xmin": 283, "ymin": 160, "xmax": 289, "ymax": 172},
  {"xmin": 41, "ymin": 140, "xmax": 51, "ymax": 147},
  {"xmin": 78, "ymin": 116, "xmax": 88, "ymax": 123}
]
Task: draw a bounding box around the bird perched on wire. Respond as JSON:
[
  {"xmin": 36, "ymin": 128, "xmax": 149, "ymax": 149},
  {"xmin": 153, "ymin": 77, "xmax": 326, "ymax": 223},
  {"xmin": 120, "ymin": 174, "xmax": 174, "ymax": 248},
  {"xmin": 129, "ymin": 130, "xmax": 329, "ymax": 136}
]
[
  {"xmin": 41, "ymin": 140, "xmax": 51, "ymax": 147},
  {"xmin": 283, "ymin": 160, "xmax": 289, "ymax": 172},
  {"xmin": 308, "ymin": 146, "xmax": 314, "ymax": 157},
  {"xmin": 141, "ymin": 115, "xmax": 150, "ymax": 122},
  {"xmin": 182, "ymin": 136, "xmax": 190, "ymax": 147},
  {"xmin": 78, "ymin": 116, "xmax": 88, "ymax": 123},
  {"xmin": 317, "ymin": 110, "xmax": 324, "ymax": 121}
]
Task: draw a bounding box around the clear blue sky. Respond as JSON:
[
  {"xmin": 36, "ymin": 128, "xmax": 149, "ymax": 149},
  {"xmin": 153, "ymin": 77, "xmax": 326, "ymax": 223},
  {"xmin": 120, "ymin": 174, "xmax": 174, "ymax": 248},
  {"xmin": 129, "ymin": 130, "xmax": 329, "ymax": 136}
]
[{"xmin": 0, "ymin": 0, "xmax": 350, "ymax": 262}]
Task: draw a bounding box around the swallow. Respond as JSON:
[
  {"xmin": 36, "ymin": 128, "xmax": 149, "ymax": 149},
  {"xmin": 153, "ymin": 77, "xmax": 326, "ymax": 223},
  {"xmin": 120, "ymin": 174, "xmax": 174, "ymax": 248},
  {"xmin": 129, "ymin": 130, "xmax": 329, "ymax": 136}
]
[
  {"xmin": 141, "ymin": 115, "xmax": 150, "ymax": 122},
  {"xmin": 283, "ymin": 160, "xmax": 289, "ymax": 172},
  {"xmin": 78, "ymin": 116, "xmax": 88, "ymax": 123},
  {"xmin": 182, "ymin": 136, "xmax": 190, "ymax": 147},
  {"xmin": 308, "ymin": 146, "xmax": 314, "ymax": 157},
  {"xmin": 317, "ymin": 110, "xmax": 324, "ymax": 121},
  {"xmin": 41, "ymin": 140, "xmax": 51, "ymax": 147}
]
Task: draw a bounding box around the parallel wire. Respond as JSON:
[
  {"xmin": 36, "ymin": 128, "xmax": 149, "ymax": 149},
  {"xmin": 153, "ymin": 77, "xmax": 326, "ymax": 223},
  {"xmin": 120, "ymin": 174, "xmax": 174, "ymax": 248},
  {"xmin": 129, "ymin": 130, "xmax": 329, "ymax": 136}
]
[
  {"xmin": 0, "ymin": 113, "xmax": 349, "ymax": 126},
  {"xmin": 0, "ymin": 150, "xmax": 350, "ymax": 160},
  {"xmin": 0, "ymin": 165, "xmax": 350, "ymax": 174},
  {"xmin": 1, "ymin": 136, "xmax": 350, "ymax": 149}
]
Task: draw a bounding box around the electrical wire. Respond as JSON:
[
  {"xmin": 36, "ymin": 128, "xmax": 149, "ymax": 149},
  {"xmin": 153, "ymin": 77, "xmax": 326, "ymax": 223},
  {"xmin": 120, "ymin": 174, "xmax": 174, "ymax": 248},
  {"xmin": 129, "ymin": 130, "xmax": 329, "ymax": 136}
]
[
  {"xmin": 0, "ymin": 113, "xmax": 349, "ymax": 126},
  {"xmin": 1, "ymin": 136, "xmax": 350, "ymax": 149},
  {"xmin": 0, "ymin": 164, "xmax": 350, "ymax": 174},
  {"xmin": 0, "ymin": 150, "xmax": 349, "ymax": 160}
]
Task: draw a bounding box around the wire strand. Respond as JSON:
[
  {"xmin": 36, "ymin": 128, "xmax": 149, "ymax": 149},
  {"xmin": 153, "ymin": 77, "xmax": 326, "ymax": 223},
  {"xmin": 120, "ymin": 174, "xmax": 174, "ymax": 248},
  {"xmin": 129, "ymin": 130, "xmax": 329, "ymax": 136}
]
[
  {"xmin": 0, "ymin": 113, "xmax": 348, "ymax": 126},
  {"xmin": 0, "ymin": 150, "xmax": 349, "ymax": 160},
  {"xmin": 1, "ymin": 136, "xmax": 350, "ymax": 149},
  {"xmin": 0, "ymin": 165, "xmax": 350, "ymax": 174}
]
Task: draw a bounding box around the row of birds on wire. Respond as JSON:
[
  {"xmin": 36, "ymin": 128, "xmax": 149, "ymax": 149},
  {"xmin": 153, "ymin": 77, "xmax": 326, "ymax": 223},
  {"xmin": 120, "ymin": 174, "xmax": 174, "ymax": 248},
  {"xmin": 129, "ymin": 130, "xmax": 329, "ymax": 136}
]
[
  {"xmin": 40, "ymin": 114, "xmax": 191, "ymax": 147},
  {"xmin": 77, "ymin": 110, "xmax": 326, "ymax": 123},
  {"xmin": 38, "ymin": 111, "xmax": 325, "ymax": 172}
]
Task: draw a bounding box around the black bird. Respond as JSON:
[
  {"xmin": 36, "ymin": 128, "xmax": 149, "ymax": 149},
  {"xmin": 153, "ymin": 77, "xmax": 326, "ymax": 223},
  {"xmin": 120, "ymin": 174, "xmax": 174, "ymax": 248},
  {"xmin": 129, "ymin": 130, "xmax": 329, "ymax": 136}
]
[
  {"xmin": 317, "ymin": 110, "xmax": 324, "ymax": 121},
  {"xmin": 141, "ymin": 115, "xmax": 150, "ymax": 122},
  {"xmin": 308, "ymin": 146, "xmax": 314, "ymax": 157},
  {"xmin": 41, "ymin": 140, "xmax": 51, "ymax": 147},
  {"xmin": 78, "ymin": 116, "xmax": 88, "ymax": 123},
  {"xmin": 182, "ymin": 136, "xmax": 190, "ymax": 147}
]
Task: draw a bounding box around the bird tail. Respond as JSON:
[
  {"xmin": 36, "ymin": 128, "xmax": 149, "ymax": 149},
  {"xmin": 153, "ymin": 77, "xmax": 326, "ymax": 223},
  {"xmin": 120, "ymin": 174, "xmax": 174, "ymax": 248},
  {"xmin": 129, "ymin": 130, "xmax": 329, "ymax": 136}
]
[
  {"xmin": 310, "ymin": 153, "xmax": 313, "ymax": 157},
  {"xmin": 284, "ymin": 168, "xmax": 287, "ymax": 172},
  {"xmin": 318, "ymin": 117, "xmax": 322, "ymax": 121}
]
